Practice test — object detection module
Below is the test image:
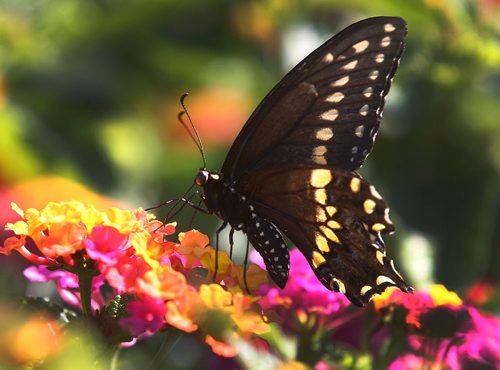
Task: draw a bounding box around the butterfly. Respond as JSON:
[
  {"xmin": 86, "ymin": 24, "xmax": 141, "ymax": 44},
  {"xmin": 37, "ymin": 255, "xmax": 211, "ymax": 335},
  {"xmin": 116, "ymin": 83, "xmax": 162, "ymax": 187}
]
[{"xmin": 191, "ymin": 16, "xmax": 413, "ymax": 306}]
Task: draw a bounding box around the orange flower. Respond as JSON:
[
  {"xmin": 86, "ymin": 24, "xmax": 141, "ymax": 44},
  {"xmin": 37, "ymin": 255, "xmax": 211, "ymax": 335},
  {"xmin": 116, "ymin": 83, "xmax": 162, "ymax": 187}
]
[
  {"xmin": 38, "ymin": 222, "xmax": 87, "ymax": 258},
  {"xmin": 199, "ymin": 284, "xmax": 234, "ymax": 311},
  {"xmin": 227, "ymin": 263, "xmax": 270, "ymax": 292},
  {"xmin": 205, "ymin": 334, "xmax": 238, "ymax": 357},
  {"xmin": 138, "ymin": 265, "xmax": 188, "ymax": 300},
  {"xmin": 231, "ymin": 292, "xmax": 270, "ymax": 335},
  {"xmin": 4, "ymin": 315, "xmax": 62, "ymax": 363},
  {"xmin": 165, "ymin": 287, "xmax": 201, "ymax": 333},
  {"xmin": 200, "ymin": 249, "xmax": 232, "ymax": 277},
  {"xmin": 176, "ymin": 229, "xmax": 210, "ymax": 267}
]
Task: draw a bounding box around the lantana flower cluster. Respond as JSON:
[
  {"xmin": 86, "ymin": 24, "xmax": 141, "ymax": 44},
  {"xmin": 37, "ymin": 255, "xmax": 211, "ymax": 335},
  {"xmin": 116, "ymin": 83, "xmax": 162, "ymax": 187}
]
[
  {"xmin": 1, "ymin": 201, "xmax": 270, "ymax": 357},
  {"xmin": 2, "ymin": 201, "xmax": 499, "ymax": 369},
  {"xmin": 374, "ymin": 285, "xmax": 500, "ymax": 370}
]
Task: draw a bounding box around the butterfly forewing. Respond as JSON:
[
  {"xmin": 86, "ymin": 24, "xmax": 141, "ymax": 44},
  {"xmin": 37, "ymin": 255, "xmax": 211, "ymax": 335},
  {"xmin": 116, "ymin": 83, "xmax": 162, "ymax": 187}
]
[{"xmin": 222, "ymin": 17, "xmax": 407, "ymax": 181}]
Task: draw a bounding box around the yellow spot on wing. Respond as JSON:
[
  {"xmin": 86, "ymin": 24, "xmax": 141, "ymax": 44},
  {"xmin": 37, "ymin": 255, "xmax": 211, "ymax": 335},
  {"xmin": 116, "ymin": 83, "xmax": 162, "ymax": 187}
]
[
  {"xmin": 315, "ymin": 189, "xmax": 327, "ymax": 205},
  {"xmin": 376, "ymin": 250, "xmax": 385, "ymax": 265},
  {"xmin": 327, "ymin": 220, "xmax": 342, "ymax": 229},
  {"xmin": 372, "ymin": 223, "xmax": 386, "ymax": 232},
  {"xmin": 363, "ymin": 199, "xmax": 376, "ymax": 214},
  {"xmin": 310, "ymin": 169, "xmax": 332, "ymax": 188},
  {"xmin": 326, "ymin": 206, "xmax": 337, "ymax": 216},
  {"xmin": 321, "ymin": 226, "xmax": 340, "ymax": 244},
  {"xmin": 316, "ymin": 208, "xmax": 327, "ymax": 223},
  {"xmin": 312, "ymin": 251, "xmax": 326, "ymax": 268},
  {"xmin": 350, "ymin": 177, "xmax": 361, "ymax": 192},
  {"xmin": 315, "ymin": 233, "xmax": 330, "ymax": 252}
]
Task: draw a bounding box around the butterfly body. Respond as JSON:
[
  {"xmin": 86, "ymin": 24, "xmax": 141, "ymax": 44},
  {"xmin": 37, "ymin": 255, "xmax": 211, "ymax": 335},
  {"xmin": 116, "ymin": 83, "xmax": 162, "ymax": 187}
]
[
  {"xmin": 193, "ymin": 16, "xmax": 413, "ymax": 306},
  {"xmin": 196, "ymin": 170, "xmax": 290, "ymax": 287}
]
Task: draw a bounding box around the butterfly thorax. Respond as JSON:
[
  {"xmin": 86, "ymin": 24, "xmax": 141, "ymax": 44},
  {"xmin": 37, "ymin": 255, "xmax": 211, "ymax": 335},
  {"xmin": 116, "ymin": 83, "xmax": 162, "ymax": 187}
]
[{"xmin": 194, "ymin": 169, "xmax": 290, "ymax": 287}]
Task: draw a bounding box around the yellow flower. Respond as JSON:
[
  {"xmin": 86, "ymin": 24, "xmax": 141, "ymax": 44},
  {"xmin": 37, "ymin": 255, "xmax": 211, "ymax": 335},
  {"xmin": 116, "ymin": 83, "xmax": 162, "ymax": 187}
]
[{"xmin": 429, "ymin": 284, "xmax": 462, "ymax": 307}]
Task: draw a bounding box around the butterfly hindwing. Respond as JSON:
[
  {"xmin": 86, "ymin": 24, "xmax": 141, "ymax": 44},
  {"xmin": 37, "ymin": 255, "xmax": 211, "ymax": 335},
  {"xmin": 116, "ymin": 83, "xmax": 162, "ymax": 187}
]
[
  {"xmin": 244, "ymin": 166, "xmax": 411, "ymax": 305},
  {"xmin": 222, "ymin": 16, "xmax": 407, "ymax": 181}
]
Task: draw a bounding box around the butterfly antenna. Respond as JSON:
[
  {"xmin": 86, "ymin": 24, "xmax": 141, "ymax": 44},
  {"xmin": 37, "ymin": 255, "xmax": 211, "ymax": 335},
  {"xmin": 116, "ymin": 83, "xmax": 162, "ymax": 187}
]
[
  {"xmin": 180, "ymin": 93, "xmax": 207, "ymax": 168},
  {"xmin": 178, "ymin": 111, "xmax": 199, "ymax": 153}
]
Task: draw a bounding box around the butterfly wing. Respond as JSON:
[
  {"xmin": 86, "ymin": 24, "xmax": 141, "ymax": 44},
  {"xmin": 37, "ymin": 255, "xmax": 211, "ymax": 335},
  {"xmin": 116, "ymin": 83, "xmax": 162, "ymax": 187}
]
[
  {"xmin": 244, "ymin": 166, "xmax": 412, "ymax": 306},
  {"xmin": 222, "ymin": 16, "xmax": 407, "ymax": 181}
]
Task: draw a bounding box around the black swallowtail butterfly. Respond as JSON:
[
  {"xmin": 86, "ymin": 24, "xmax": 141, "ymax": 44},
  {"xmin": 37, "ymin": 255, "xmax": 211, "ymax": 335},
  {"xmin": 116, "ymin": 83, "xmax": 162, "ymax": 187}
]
[{"xmin": 192, "ymin": 16, "xmax": 412, "ymax": 306}]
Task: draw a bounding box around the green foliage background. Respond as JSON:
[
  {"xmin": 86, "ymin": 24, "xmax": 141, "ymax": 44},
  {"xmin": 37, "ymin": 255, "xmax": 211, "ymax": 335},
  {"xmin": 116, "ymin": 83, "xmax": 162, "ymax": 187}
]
[{"xmin": 0, "ymin": 0, "xmax": 499, "ymax": 367}]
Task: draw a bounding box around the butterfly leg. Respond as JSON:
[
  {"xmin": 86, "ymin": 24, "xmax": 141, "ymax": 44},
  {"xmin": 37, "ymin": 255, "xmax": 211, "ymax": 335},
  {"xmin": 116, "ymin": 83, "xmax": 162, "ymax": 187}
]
[
  {"xmin": 243, "ymin": 237, "xmax": 251, "ymax": 294},
  {"xmin": 228, "ymin": 228, "xmax": 235, "ymax": 259},
  {"xmin": 187, "ymin": 197, "xmax": 203, "ymax": 229},
  {"xmin": 214, "ymin": 221, "xmax": 228, "ymax": 282}
]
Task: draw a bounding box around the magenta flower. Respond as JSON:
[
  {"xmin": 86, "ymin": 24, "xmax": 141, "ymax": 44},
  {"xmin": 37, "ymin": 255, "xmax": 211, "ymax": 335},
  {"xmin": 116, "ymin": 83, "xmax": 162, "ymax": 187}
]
[
  {"xmin": 384, "ymin": 292, "xmax": 500, "ymax": 369},
  {"xmin": 451, "ymin": 307, "xmax": 500, "ymax": 369},
  {"xmin": 83, "ymin": 226, "xmax": 129, "ymax": 265},
  {"xmin": 253, "ymin": 249, "xmax": 350, "ymax": 331},
  {"xmin": 24, "ymin": 265, "xmax": 106, "ymax": 310},
  {"xmin": 119, "ymin": 297, "xmax": 166, "ymax": 337}
]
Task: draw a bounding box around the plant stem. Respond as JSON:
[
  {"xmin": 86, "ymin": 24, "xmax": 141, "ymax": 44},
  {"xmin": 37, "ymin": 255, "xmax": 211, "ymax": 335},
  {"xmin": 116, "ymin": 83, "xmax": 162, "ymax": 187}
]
[{"xmin": 79, "ymin": 269, "xmax": 94, "ymax": 318}]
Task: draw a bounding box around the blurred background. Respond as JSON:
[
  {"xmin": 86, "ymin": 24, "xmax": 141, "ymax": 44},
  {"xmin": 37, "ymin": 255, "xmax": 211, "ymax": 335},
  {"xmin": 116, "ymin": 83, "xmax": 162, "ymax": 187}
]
[{"xmin": 0, "ymin": 0, "xmax": 499, "ymax": 368}]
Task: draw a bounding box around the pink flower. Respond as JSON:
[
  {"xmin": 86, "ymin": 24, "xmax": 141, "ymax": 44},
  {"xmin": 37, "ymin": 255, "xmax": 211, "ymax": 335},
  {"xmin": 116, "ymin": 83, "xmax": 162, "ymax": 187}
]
[
  {"xmin": 119, "ymin": 297, "xmax": 166, "ymax": 337},
  {"xmin": 388, "ymin": 353, "xmax": 427, "ymax": 370},
  {"xmin": 24, "ymin": 265, "xmax": 106, "ymax": 310},
  {"xmin": 83, "ymin": 226, "xmax": 129, "ymax": 265},
  {"xmin": 254, "ymin": 249, "xmax": 350, "ymax": 331},
  {"xmin": 452, "ymin": 307, "xmax": 500, "ymax": 369},
  {"xmin": 101, "ymin": 252, "xmax": 152, "ymax": 294}
]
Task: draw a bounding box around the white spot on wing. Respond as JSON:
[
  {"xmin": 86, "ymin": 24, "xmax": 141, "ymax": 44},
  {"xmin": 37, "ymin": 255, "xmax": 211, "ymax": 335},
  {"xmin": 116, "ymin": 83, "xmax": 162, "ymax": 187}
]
[
  {"xmin": 312, "ymin": 146, "xmax": 328, "ymax": 165},
  {"xmin": 376, "ymin": 275, "xmax": 396, "ymax": 286},
  {"xmin": 323, "ymin": 53, "xmax": 334, "ymax": 63},
  {"xmin": 319, "ymin": 109, "xmax": 339, "ymax": 121},
  {"xmin": 384, "ymin": 23, "xmax": 396, "ymax": 32},
  {"xmin": 363, "ymin": 87, "xmax": 374, "ymax": 98},
  {"xmin": 359, "ymin": 104, "xmax": 369, "ymax": 116},
  {"xmin": 342, "ymin": 60, "xmax": 358, "ymax": 70},
  {"xmin": 370, "ymin": 185, "xmax": 382, "ymax": 199},
  {"xmin": 325, "ymin": 92, "xmax": 344, "ymax": 103},
  {"xmin": 331, "ymin": 278, "xmax": 346, "ymax": 294},
  {"xmin": 375, "ymin": 53, "xmax": 385, "ymax": 63},
  {"xmin": 352, "ymin": 40, "xmax": 370, "ymax": 53},
  {"xmin": 360, "ymin": 285, "xmax": 372, "ymax": 296},
  {"xmin": 355, "ymin": 125, "xmax": 365, "ymax": 138},
  {"xmin": 316, "ymin": 127, "xmax": 334, "ymax": 141},
  {"xmin": 381, "ymin": 36, "xmax": 391, "ymax": 47},
  {"xmin": 369, "ymin": 70, "xmax": 379, "ymax": 80},
  {"xmin": 332, "ymin": 76, "xmax": 349, "ymax": 87}
]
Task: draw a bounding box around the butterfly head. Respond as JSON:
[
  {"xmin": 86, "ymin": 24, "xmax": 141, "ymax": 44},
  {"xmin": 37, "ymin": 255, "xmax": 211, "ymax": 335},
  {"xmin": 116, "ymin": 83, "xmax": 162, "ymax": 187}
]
[{"xmin": 194, "ymin": 169, "xmax": 222, "ymax": 187}]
